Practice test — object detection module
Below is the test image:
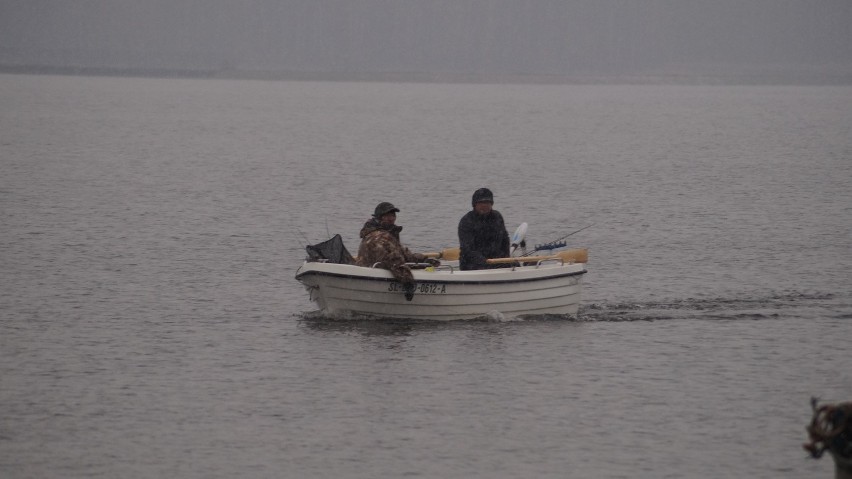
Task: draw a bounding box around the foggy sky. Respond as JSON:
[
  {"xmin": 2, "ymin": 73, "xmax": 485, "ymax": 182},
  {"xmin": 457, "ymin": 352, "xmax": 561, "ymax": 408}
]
[{"xmin": 1, "ymin": 0, "xmax": 851, "ymax": 82}]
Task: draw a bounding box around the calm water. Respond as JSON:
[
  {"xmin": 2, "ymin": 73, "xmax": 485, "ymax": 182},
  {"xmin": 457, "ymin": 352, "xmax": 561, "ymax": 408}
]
[{"xmin": 1, "ymin": 73, "xmax": 851, "ymax": 478}]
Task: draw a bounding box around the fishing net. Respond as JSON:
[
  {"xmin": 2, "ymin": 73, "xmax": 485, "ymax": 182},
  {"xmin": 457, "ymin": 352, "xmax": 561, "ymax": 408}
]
[{"xmin": 305, "ymin": 234, "xmax": 355, "ymax": 264}]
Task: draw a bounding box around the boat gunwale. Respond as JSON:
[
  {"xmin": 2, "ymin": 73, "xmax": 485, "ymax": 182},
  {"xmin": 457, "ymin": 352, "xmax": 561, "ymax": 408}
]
[{"xmin": 295, "ymin": 262, "xmax": 587, "ymax": 286}]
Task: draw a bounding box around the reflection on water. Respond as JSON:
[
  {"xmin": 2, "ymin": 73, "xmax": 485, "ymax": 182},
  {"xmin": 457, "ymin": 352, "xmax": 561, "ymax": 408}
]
[{"xmin": 300, "ymin": 316, "xmax": 428, "ymax": 336}]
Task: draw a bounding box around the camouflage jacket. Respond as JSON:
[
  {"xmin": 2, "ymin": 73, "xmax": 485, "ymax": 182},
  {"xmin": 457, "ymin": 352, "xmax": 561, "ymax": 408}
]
[{"xmin": 356, "ymin": 219, "xmax": 425, "ymax": 285}]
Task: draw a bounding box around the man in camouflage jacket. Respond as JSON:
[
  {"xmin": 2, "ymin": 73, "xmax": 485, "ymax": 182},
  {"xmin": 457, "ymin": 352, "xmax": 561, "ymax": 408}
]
[{"xmin": 356, "ymin": 202, "xmax": 435, "ymax": 300}]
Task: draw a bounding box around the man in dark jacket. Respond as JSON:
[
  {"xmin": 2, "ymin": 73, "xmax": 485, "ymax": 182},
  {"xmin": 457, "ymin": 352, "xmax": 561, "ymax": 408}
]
[
  {"xmin": 458, "ymin": 188, "xmax": 511, "ymax": 270},
  {"xmin": 356, "ymin": 202, "xmax": 435, "ymax": 300}
]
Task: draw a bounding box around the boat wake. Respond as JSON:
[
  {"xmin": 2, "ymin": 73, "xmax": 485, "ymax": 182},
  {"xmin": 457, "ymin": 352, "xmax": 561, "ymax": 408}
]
[{"xmin": 580, "ymin": 291, "xmax": 846, "ymax": 322}]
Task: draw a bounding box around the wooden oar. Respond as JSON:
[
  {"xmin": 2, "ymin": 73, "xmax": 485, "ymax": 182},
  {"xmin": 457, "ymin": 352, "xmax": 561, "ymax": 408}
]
[
  {"xmin": 487, "ymin": 248, "xmax": 588, "ymax": 265},
  {"xmin": 355, "ymin": 248, "xmax": 455, "ymax": 263},
  {"xmin": 425, "ymin": 247, "xmax": 587, "ymax": 264}
]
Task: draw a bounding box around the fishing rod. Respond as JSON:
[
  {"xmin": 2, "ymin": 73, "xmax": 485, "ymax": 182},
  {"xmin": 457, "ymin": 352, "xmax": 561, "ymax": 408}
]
[
  {"xmin": 521, "ymin": 223, "xmax": 595, "ymax": 257},
  {"xmin": 294, "ymin": 227, "xmax": 312, "ymax": 247}
]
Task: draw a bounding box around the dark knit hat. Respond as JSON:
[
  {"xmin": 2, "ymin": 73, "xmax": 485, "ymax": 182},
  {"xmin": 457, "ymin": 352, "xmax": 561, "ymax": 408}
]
[
  {"xmin": 471, "ymin": 188, "xmax": 494, "ymax": 206},
  {"xmin": 373, "ymin": 202, "xmax": 400, "ymax": 218}
]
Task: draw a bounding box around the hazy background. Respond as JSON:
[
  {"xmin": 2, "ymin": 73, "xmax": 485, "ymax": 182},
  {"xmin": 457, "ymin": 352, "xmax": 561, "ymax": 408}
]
[{"xmin": 2, "ymin": 0, "xmax": 851, "ymax": 84}]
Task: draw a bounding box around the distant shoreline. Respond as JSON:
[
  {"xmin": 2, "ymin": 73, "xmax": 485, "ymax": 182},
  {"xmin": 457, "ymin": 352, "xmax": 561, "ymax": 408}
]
[{"xmin": 2, "ymin": 64, "xmax": 851, "ymax": 86}]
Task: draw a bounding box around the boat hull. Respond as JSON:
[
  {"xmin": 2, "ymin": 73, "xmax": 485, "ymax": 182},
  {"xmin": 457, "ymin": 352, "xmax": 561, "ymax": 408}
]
[{"xmin": 295, "ymin": 261, "xmax": 587, "ymax": 320}]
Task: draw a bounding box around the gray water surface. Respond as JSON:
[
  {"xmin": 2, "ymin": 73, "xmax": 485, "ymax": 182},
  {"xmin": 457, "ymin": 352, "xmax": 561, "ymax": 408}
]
[{"xmin": 1, "ymin": 74, "xmax": 850, "ymax": 478}]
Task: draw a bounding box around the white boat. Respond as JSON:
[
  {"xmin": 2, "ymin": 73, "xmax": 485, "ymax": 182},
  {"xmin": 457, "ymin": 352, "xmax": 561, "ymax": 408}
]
[{"xmin": 295, "ymin": 240, "xmax": 588, "ymax": 320}]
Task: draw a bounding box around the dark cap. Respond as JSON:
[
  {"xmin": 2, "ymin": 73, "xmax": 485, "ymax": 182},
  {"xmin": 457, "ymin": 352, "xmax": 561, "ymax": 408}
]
[
  {"xmin": 373, "ymin": 202, "xmax": 400, "ymax": 218},
  {"xmin": 471, "ymin": 188, "xmax": 494, "ymax": 206}
]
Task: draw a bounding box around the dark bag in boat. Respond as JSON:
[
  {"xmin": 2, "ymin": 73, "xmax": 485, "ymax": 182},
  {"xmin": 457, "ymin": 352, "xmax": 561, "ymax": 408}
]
[{"xmin": 305, "ymin": 234, "xmax": 355, "ymax": 264}]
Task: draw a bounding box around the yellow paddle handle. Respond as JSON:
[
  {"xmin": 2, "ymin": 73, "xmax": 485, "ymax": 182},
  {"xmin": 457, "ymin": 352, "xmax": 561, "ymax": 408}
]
[{"xmin": 424, "ymin": 247, "xmax": 460, "ymax": 261}]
